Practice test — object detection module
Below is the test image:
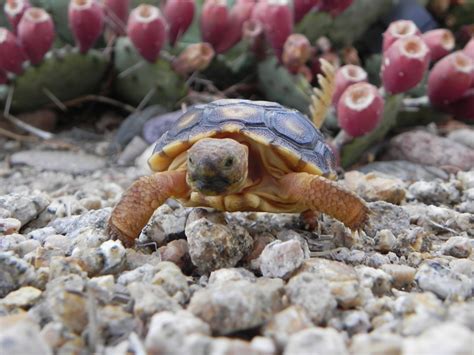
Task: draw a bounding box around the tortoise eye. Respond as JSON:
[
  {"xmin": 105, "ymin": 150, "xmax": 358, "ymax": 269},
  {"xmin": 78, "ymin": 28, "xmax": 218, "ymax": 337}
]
[{"xmin": 224, "ymin": 157, "xmax": 234, "ymax": 167}]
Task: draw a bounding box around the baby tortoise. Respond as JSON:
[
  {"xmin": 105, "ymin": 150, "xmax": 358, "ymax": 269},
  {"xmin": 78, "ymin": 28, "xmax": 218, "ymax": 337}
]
[{"xmin": 108, "ymin": 99, "xmax": 369, "ymax": 247}]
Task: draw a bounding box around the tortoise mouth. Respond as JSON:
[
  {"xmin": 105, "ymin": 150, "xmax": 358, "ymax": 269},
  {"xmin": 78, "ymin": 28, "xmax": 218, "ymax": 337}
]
[{"xmin": 190, "ymin": 175, "xmax": 235, "ymax": 195}]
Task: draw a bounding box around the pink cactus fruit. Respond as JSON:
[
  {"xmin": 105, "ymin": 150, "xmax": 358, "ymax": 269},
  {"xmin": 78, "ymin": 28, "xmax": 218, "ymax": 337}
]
[
  {"xmin": 293, "ymin": 0, "xmax": 320, "ymax": 23},
  {"xmin": 421, "ymin": 29, "xmax": 454, "ymax": 62},
  {"xmin": 242, "ymin": 19, "xmax": 264, "ymax": 56},
  {"xmin": 445, "ymin": 88, "xmax": 474, "ymax": 120},
  {"xmin": 69, "ymin": 0, "xmax": 104, "ymax": 53},
  {"xmin": 127, "ymin": 4, "xmax": 167, "ymax": 62},
  {"xmin": 381, "ymin": 35, "xmax": 430, "ymax": 94},
  {"xmin": 163, "ymin": 0, "xmax": 195, "ymax": 46},
  {"xmin": 337, "ymin": 82, "xmax": 384, "ymax": 137},
  {"xmin": 0, "ymin": 27, "xmax": 26, "ymax": 74},
  {"xmin": 319, "ymin": 0, "xmax": 353, "ymax": 16},
  {"xmin": 200, "ymin": 0, "xmax": 229, "ymax": 51},
  {"xmin": 172, "ymin": 42, "xmax": 215, "ymax": 75},
  {"xmin": 464, "ymin": 37, "xmax": 474, "ymax": 84},
  {"xmin": 428, "ymin": 50, "xmax": 473, "ymax": 106},
  {"xmin": 383, "ymin": 20, "xmax": 420, "ymax": 52},
  {"xmin": 103, "ymin": 0, "xmax": 129, "ymax": 35},
  {"xmin": 0, "ymin": 69, "xmax": 7, "ymax": 84},
  {"xmin": 250, "ymin": 0, "xmax": 268, "ymax": 24},
  {"xmin": 262, "ymin": 0, "xmax": 293, "ymax": 59},
  {"xmin": 282, "ymin": 33, "xmax": 311, "ymax": 73},
  {"xmin": 4, "ymin": 0, "xmax": 30, "ymax": 33},
  {"xmin": 215, "ymin": 0, "xmax": 255, "ymax": 53},
  {"xmin": 332, "ymin": 64, "xmax": 367, "ymax": 106},
  {"xmin": 17, "ymin": 7, "xmax": 55, "ymax": 65}
]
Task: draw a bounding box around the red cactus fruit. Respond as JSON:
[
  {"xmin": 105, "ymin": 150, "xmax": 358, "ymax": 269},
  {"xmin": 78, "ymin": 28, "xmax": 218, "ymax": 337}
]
[
  {"xmin": 332, "ymin": 64, "xmax": 367, "ymax": 106},
  {"xmin": 445, "ymin": 88, "xmax": 474, "ymax": 120},
  {"xmin": 69, "ymin": 0, "xmax": 104, "ymax": 53},
  {"xmin": 215, "ymin": 0, "xmax": 255, "ymax": 53},
  {"xmin": 428, "ymin": 51, "xmax": 473, "ymax": 106},
  {"xmin": 422, "ymin": 29, "xmax": 454, "ymax": 62},
  {"xmin": 172, "ymin": 42, "xmax": 215, "ymax": 75},
  {"xmin": 383, "ymin": 20, "xmax": 420, "ymax": 52},
  {"xmin": 103, "ymin": 0, "xmax": 129, "ymax": 35},
  {"xmin": 0, "ymin": 69, "xmax": 7, "ymax": 84},
  {"xmin": 262, "ymin": 0, "xmax": 293, "ymax": 59},
  {"xmin": 4, "ymin": 0, "xmax": 30, "ymax": 33},
  {"xmin": 337, "ymin": 82, "xmax": 384, "ymax": 137},
  {"xmin": 250, "ymin": 0, "xmax": 268, "ymax": 24},
  {"xmin": 294, "ymin": 0, "xmax": 320, "ymax": 23},
  {"xmin": 282, "ymin": 33, "xmax": 311, "ymax": 73},
  {"xmin": 0, "ymin": 27, "xmax": 26, "ymax": 74},
  {"xmin": 17, "ymin": 7, "xmax": 54, "ymax": 65},
  {"xmin": 163, "ymin": 0, "xmax": 195, "ymax": 46},
  {"xmin": 127, "ymin": 4, "xmax": 167, "ymax": 62},
  {"xmin": 200, "ymin": 0, "xmax": 228, "ymax": 51},
  {"xmin": 381, "ymin": 35, "xmax": 430, "ymax": 94},
  {"xmin": 319, "ymin": 0, "xmax": 353, "ymax": 16}
]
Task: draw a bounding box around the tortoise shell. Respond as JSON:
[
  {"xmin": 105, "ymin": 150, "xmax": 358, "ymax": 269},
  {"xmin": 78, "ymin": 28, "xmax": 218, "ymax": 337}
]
[{"xmin": 148, "ymin": 99, "xmax": 336, "ymax": 178}]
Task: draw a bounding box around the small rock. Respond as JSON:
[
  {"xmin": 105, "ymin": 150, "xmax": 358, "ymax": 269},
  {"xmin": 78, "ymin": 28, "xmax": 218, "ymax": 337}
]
[
  {"xmin": 415, "ymin": 261, "xmax": 472, "ymax": 300},
  {"xmin": 145, "ymin": 311, "xmax": 211, "ymax": 355},
  {"xmin": 244, "ymin": 233, "xmax": 276, "ymax": 270},
  {"xmin": 259, "ymin": 239, "xmax": 306, "ymax": 279},
  {"xmin": 152, "ymin": 261, "xmax": 190, "ymax": 304},
  {"xmin": 40, "ymin": 322, "xmax": 71, "ymax": 350},
  {"xmin": 210, "ymin": 337, "xmax": 259, "ymax": 355},
  {"xmin": 350, "ymin": 333, "xmax": 403, "ymax": 355},
  {"xmin": 250, "ymin": 336, "xmax": 277, "ymax": 355},
  {"xmin": 10, "ymin": 150, "xmax": 106, "ymax": 173},
  {"xmin": 50, "ymin": 208, "xmax": 111, "ymax": 238},
  {"xmin": 158, "ymin": 239, "xmax": 191, "ymax": 271},
  {"xmin": 381, "ymin": 264, "xmax": 416, "ymax": 289},
  {"xmin": 0, "ymin": 218, "xmax": 21, "ymax": 235},
  {"xmin": 447, "ymin": 128, "xmax": 474, "ymax": 149},
  {"xmin": 408, "ymin": 180, "xmax": 461, "ymax": 205},
  {"xmin": 344, "ymin": 171, "xmax": 406, "ymax": 204},
  {"xmin": 457, "ymin": 170, "xmax": 474, "ymax": 189},
  {"xmin": 99, "ymin": 240, "xmax": 126, "ymax": 274},
  {"xmin": 341, "ymin": 310, "xmax": 371, "ymax": 336},
  {"xmin": 0, "ymin": 314, "xmax": 52, "ymax": 354},
  {"xmin": 374, "ymin": 229, "xmax": 397, "ymax": 253},
  {"xmin": 284, "ymin": 327, "xmax": 348, "ymax": 355},
  {"xmin": 358, "ymin": 160, "xmax": 449, "ymax": 182},
  {"xmin": 98, "ymin": 305, "xmax": 135, "ymax": 345},
  {"xmin": 188, "ymin": 278, "xmax": 284, "ymax": 334},
  {"xmin": 185, "ymin": 218, "xmax": 253, "ymax": 274},
  {"xmin": 208, "ymin": 267, "xmax": 256, "ymax": 286},
  {"xmin": 0, "ymin": 193, "xmax": 49, "ymax": 226},
  {"xmin": 385, "ymin": 130, "xmax": 474, "ymax": 171},
  {"xmin": 43, "ymin": 234, "xmax": 71, "ymax": 251},
  {"xmin": 127, "ymin": 282, "xmax": 181, "ymax": 321},
  {"xmin": 285, "ymin": 272, "xmax": 337, "ymax": 324},
  {"xmin": 27, "ymin": 227, "xmax": 57, "ymax": 244},
  {"xmin": 441, "ymin": 236, "xmax": 472, "ymax": 258},
  {"xmin": 355, "ymin": 266, "xmax": 392, "ymax": 296},
  {"xmin": 0, "ymin": 286, "xmax": 42, "ymax": 309},
  {"xmin": 262, "ymin": 305, "xmax": 313, "ymax": 349},
  {"xmin": 117, "ymin": 264, "xmax": 158, "ymax": 285},
  {"xmin": 117, "ymin": 136, "xmax": 149, "ymax": 166},
  {"xmin": 0, "ymin": 252, "xmax": 36, "ymax": 297},
  {"xmin": 48, "ymin": 290, "xmax": 88, "ymax": 334},
  {"xmin": 364, "ymin": 201, "xmax": 411, "ymax": 238},
  {"xmin": 141, "ymin": 204, "xmax": 189, "ymax": 245},
  {"xmin": 402, "ymin": 322, "xmax": 473, "ymax": 355},
  {"xmin": 447, "ymin": 302, "xmax": 474, "ymax": 331}
]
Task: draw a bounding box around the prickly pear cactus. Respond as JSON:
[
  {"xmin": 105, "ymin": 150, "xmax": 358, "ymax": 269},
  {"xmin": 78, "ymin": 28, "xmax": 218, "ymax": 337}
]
[
  {"xmin": 257, "ymin": 57, "xmax": 312, "ymax": 115},
  {"xmin": 340, "ymin": 94, "xmax": 403, "ymax": 168},
  {"xmin": 33, "ymin": 0, "xmax": 74, "ymax": 44},
  {"xmin": 2, "ymin": 47, "xmax": 109, "ymax": 112},
  {"xmin": 296, "ymin": 0, "xmax": 393, "ymax": 45},
  {"xmin": 113, "ymin": 37, "xmax": 187, "ymax": 109}
]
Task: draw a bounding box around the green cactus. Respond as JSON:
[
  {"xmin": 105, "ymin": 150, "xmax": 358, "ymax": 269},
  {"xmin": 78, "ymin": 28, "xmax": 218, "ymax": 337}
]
[
  {"xmin": 33, "ymin": 0, "xmax": 75, "ymax": 44},
  {"xmin": 1, "ymin": 47, "xmax": 109, "ymax": 112},
  {"xmin": 257, "ymin": 56, "xmax": 313, "ymax": 115},
  {"xmin": 340, "ymin": 94, "xmax": 403, "ymax": 168},
  {"xmin": 113, "ymin": 37, "xmax": 187, "ymax": 109},
  {"xmin": 296, "ymin": 0, "xmax": 393, "ymax": 46}
]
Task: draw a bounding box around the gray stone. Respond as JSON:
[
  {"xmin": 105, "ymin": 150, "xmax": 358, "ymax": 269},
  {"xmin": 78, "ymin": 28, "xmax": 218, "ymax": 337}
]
[
  {"xmin": 358, "ymin": 160, "xmax": 449, "ymax": 182},
  {"xmin": 208, "ymin": 267, "xmax": 256, "ymax": 286},
  {"xmin": 408, "ymin": 180, "xmax": 461, "ymax": 205},
  {"xmin": 186, "ymin": 218, "xmax": 253, "ymax": 274},
  {"xmin": 402, "ymin": 322, "xmax": 473, "ymax": 355},
  {"xmin": 284, "ymin": 328, "xmax": 348, "ymax": 355},
  {"xmin": 145, "ymin": 311, "xmax": 211, "ymax": 355},
  {"xmin": 341, "ymin": 310, "xmax": 371, "ymax": 336},
  {"xmin": 0, "ymin": 252, "xmax": 36, "ymax": 297},
  {"xmin": 259, "ymin": 239, "xmax": 306, "ymax": 279},
  {"xmin": 285, "ymin": 272, "xmax": 337, "ymax": 324},
  {"xmin": 262, "ymin": 305, "xmax": 314, "ymax": 349},
  {"xmin": 117, "ymin": 264, "xmax": 158, "ymax": 285},
  {"xmin": 364, "ymin": 201, "xmax": 411, "ymax": 238},
  {"xmin": 457, "ymin": 170, "xmax": 474, "ymax": 189},
  {"xmin": 0, "ymin": 286, "xmax": 42, "ymax": 310},
  {"xmin": 48, "ymin": 289, "xmax": 88, "ymax": 334},
  {"xmin": 0, "ymin": 218, "xmax": 21, "ymax": 235},
  {"xmin": 447, "ymin": 128, "xmax": 474, "ymax": 149},
  {"xmin": 441, "ymin": 236, "xmax": 472, "ymax": 258},
  {"xmin": 49, "ymin": 208, "xmax": 111, "ymax": 237},
  {"xmin": 381, "ymin": 264, "xmax": 416, "ymax": 289},
  {"xmin": 355, "ymin": 266, "xmax": 392, "ymax": 296},
  {"xmin": 374, "ymin": 229, "xmax": 397, "ymax": 253},
  {"xmin": 151, "ymin": 261, "xmax": 190, "ymax": 304},
  {"xmin": 0, "ymin": 314, "xmax": 52, "ymax": 354},
  {"xmin": 98, "ymin": 305, "xmax": 135, "ymax": 347},
  {"xmin": 250, "ymin": 336, "xmax": 277, "ymax": 355},
  {"xmin": 350, "ymin": 333, "xmax": 403, "ymax": 355},
  {"xmin": 447, "ymin": 302, "xmax": 474, "ymax": 331},
  {"xmin": 188, "ymin": 278, "xmax": 284, "ymax": 334},
  {"xmin": 10, "ymin": 150, "xmax": 106, "ymax": 173},
  {"xmin": 99, "ymin": 240, "xmax": 126, "ymax": 274},
  {"xmin": 0, "ymin": 193, "xmax": 49, "ymax": 226},
  {"xmin": 416, "ymin": 261, "xmax": 472, "ymax": 300}
]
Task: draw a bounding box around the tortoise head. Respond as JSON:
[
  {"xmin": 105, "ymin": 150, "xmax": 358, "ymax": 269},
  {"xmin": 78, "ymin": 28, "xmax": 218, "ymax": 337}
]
[{"xmin": 186, "ymin": 138, "xmax": 248, "ymax": 195}]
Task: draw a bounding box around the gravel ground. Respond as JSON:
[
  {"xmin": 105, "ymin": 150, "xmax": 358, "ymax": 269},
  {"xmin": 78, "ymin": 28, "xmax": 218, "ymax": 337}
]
[{"xmin": 0, "ymin": 126, "xmax": 473, "ymax": 355}]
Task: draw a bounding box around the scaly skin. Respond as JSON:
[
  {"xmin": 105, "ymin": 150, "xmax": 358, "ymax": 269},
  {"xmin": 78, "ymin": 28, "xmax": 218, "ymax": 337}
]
[
  {"xmin": 107, "ymin": 170, "xmax": 188, "ymax": 247},
  {"xmin": 281, "ymin": 172, "xmax": 369, "ymax": 230}
]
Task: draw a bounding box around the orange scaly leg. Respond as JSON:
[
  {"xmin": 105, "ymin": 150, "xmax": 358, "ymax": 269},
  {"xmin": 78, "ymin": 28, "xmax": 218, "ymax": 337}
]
[
  {"xmin": 280, "ymin": 172, "xmax": 369, "ymax": 230},
  {"xmin": 107, "ymin": 170, "xmax": 189, "ymax": 247}
]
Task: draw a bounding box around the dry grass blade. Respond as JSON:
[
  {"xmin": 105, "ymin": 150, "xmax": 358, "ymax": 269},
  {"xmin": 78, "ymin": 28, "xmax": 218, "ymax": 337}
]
[{"xmin": 309, "ymin": 58, "xmax": 336, "ymax": 129}]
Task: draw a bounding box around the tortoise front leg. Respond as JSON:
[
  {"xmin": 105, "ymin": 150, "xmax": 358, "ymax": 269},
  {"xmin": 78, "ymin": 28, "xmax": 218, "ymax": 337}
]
[
  {"xmin": 107, "ymin": 170, "xmax": 189, "ymax": 247},
  {"xmin": 280, "ymin": 172, "xmax": 369, "ymax": 230}
]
